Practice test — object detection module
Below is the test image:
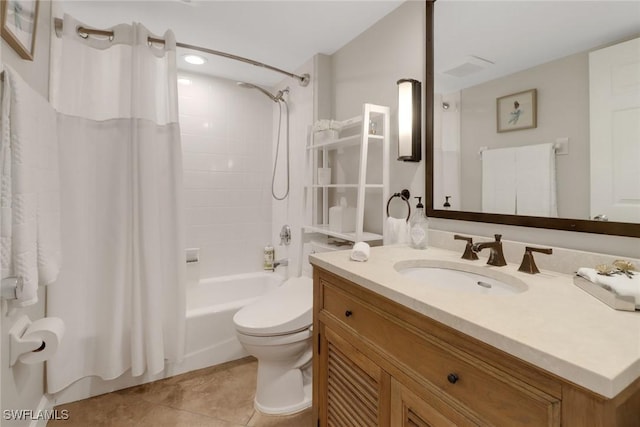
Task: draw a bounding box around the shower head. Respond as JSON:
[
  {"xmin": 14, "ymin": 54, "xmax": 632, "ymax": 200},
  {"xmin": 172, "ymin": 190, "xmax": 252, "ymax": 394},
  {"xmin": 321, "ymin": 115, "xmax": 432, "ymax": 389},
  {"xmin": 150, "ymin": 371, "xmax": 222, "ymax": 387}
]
[{"xmin": 237, "ymin": 81, "xmax": 280, "ymax": 102}]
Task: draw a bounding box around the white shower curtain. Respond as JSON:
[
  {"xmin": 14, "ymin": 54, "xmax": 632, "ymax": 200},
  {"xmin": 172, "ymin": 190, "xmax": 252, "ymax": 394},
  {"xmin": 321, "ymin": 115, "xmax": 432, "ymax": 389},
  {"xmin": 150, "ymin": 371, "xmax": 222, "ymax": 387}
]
[{"xmin": 47, "ymin": 14, "xmax": 185, "ymax": 393}]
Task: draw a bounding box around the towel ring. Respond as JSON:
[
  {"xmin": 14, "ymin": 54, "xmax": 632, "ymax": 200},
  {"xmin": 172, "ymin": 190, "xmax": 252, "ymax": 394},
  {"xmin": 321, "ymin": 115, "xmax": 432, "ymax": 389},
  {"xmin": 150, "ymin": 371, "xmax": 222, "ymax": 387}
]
[{"xmin": 386, "ymin": 189, "xmax": 411, "ymax": 222}]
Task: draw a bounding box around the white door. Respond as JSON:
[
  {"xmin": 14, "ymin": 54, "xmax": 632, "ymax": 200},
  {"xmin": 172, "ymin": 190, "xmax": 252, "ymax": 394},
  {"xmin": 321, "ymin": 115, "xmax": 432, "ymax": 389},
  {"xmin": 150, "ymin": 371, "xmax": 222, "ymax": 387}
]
[{"xmin": 589, "ymin": 37, "xmax": 640, "ymax": 223}]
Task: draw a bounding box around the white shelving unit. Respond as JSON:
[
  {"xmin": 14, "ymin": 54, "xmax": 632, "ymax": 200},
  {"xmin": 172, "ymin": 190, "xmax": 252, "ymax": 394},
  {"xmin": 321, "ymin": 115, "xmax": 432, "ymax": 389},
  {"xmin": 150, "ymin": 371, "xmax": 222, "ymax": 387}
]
[{"xmin": 303, "ymin": 103, "xmax": 390, "ymax": 243}]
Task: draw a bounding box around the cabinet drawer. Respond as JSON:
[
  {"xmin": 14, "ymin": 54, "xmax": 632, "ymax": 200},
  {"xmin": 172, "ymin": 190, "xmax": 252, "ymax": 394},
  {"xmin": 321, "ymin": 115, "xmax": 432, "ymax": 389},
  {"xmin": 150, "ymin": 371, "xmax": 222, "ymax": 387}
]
[{"xmin": 322, "ymin": 283, "xmax": 560, "ymax": 426}]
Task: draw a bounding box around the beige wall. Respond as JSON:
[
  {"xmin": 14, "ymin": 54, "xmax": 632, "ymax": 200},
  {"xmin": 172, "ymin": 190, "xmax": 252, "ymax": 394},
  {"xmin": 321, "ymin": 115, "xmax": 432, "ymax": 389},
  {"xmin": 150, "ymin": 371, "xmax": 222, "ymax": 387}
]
[
  {"xmin": 2, "ymin": 0, "xmax": 51, "ymax": 97},
  {"xmin": 458, "ymin": 52, "xmax": 590, "ymax": 219},
  {"xmin": 330, "ymin": 0, "xmax": 425, "ymax": 232},
  {"xmin": 1, "ymin": 0, "xmax": 52, "ymax": 424}
]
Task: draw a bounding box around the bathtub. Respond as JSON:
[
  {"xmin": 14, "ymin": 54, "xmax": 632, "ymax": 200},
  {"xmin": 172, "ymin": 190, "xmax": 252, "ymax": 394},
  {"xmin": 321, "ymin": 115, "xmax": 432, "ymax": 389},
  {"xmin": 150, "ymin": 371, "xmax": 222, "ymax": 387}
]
[{"xmin": 183, "ymin": 271, "xmax": 285, "ymax": 373}]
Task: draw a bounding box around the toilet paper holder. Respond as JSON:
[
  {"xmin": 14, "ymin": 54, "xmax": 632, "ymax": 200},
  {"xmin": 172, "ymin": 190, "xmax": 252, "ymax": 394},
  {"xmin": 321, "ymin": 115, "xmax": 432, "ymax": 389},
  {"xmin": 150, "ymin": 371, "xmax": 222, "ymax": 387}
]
[{"xmin": 8, "ymin": 315, "xmax": 61, "ymax": 367}]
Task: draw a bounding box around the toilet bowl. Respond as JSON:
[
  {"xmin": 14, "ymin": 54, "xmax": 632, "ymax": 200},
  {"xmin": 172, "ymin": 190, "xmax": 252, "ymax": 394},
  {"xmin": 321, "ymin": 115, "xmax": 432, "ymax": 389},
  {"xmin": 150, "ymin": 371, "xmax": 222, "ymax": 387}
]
[{"xmin": 233, "ymin": 276, "xmax": 313, "ymax": 415}]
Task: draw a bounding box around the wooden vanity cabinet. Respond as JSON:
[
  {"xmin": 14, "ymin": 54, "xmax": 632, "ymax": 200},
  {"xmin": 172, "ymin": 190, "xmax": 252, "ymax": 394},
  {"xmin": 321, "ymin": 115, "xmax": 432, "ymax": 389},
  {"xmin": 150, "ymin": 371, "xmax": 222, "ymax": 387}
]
[{"xmin": 312, "ymin": 267, "xmax": 640, "ymax": 427}]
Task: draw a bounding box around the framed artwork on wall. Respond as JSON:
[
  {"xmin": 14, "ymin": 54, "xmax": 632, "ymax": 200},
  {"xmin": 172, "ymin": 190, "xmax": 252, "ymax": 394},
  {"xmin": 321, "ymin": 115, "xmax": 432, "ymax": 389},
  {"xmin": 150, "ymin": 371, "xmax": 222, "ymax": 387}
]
[
  {"xmin": 1, "ymin": 0, "xmax": 39, "ymax": 61},
  {"xmin": 496, "ymin": 88, "xmax": 537, "ymax": 133}
]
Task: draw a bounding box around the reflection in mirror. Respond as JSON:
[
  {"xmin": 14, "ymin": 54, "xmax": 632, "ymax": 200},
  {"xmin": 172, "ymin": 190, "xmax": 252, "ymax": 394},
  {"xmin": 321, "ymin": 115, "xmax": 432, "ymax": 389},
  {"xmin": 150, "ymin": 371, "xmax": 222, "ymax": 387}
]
[{"xmin": 427, "ymin": 0, "xmax": 640, "ymax": 237}]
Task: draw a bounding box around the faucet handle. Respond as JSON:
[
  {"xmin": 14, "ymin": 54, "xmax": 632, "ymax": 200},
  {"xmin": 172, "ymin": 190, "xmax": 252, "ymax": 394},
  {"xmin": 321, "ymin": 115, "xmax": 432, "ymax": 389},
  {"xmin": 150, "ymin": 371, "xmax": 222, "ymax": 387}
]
[
  {"xmin": 493, "ymin": 234, "xmax": 502, "ymax": 242},
  {"xmin": 518, "ymin": 246, "xmax": 553, "ymax": 274},
  {"xmin": 453, "ymin": 235, "xmax": 479, "ymax": 260}
]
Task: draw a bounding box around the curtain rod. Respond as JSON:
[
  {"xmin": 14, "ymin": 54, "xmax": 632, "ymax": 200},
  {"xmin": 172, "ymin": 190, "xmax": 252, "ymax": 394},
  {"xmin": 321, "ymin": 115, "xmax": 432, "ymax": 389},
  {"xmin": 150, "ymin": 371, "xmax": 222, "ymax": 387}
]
[{"xmin": 53, "ymin": 17, "xmax": 310, "ymax": 87}]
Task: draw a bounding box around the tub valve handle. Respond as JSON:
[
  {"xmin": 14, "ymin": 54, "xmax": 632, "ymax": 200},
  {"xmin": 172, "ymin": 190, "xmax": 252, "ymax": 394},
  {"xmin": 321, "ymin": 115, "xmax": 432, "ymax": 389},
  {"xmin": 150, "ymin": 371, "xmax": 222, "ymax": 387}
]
[{"xmin": 279, "ymin": 225, "xmax": 291, "ymax": 246}]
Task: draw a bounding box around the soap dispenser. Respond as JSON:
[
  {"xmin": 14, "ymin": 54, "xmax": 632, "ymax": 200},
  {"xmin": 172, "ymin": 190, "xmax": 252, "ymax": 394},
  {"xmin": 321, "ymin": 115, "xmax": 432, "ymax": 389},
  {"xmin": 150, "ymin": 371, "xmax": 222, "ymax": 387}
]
[{"xmin": 409, "ymin": 197, "xmax": 429, "ymax": 249}]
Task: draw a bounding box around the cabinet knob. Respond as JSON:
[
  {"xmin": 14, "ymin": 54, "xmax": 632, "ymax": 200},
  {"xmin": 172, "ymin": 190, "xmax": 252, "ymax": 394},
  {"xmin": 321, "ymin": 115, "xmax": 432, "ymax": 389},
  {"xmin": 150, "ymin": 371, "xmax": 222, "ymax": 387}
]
[
  {"xmin": 345, "ymin": 310, "xmax": 353, "ymax": 318},
  {"xmin": 447, "ymin": 373, "xmax": 459, "ymax": 384}
]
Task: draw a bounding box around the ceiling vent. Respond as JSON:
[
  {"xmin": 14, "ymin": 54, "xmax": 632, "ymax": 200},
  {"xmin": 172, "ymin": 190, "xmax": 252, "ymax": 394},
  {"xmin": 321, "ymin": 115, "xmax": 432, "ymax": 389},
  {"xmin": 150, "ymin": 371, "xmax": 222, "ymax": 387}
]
[{"xmin": 441, "ymin": 55, "xmax": 494, "ymax": 78}]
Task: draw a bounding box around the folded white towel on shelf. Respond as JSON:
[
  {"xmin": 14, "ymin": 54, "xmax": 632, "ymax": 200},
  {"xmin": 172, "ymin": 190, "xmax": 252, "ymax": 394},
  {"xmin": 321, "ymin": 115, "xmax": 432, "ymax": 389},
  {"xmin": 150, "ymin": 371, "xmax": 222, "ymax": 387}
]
[
  {"xmin": 1, "ymin": 66, "xmax": 61, "ymax": 307},
  {"xmin": 351, "ymin": 242, "xmax": 370, "ymax": 262},
  {"xmin": 384, "ymin": 217, "xmax": 409, "ymax": 245},
  {"xmin": 577, "ymin": 267, "xmax": 640, "ymax": 307}
]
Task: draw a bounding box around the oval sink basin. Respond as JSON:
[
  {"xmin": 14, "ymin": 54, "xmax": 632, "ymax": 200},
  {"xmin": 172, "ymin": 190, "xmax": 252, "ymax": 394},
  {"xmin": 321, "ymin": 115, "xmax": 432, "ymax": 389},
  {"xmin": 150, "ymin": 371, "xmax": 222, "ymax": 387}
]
[{"xmin": 394, "ymin": 260, "xmax": 528, "ymax": 295}]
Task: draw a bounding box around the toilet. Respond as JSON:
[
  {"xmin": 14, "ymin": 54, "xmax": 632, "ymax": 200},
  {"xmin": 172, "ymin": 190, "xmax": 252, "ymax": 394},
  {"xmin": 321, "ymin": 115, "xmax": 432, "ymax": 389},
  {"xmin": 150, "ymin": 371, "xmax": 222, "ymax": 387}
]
[{"xmin": 233, "ymin": 275, "xmax": 313, "ymax": 415}]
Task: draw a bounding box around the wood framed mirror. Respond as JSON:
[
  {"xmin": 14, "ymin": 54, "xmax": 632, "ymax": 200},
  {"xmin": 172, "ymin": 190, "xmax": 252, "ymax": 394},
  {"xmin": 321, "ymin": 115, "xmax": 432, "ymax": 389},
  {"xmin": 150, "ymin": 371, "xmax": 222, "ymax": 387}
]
[{"xmin": 425, "ymin": 0, "xmax": 640, "ymax": 238}]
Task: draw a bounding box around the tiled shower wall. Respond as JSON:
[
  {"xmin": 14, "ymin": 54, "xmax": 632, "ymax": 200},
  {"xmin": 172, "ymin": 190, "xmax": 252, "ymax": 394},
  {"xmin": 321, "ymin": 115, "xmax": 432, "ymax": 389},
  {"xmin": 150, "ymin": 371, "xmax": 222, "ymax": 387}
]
[{"xmin": 178, "ymin": 73, "xmax": 274, "ymax": 278}]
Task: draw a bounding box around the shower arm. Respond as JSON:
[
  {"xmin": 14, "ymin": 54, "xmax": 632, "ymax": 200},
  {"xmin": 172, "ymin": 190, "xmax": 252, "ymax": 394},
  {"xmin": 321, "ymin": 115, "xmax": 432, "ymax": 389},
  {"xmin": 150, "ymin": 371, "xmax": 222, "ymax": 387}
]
[{"xmin": 53, "ymin": 17, "xmax": 311, "ymax": 87}]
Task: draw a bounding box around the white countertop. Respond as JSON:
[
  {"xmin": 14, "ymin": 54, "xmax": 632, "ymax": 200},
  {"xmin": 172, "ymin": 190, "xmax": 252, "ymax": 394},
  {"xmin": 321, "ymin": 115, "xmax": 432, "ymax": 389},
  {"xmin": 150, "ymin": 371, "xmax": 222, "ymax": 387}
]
[{"xmin": 309, "ymin": 244, "xmax": 640, "ymax": 399}]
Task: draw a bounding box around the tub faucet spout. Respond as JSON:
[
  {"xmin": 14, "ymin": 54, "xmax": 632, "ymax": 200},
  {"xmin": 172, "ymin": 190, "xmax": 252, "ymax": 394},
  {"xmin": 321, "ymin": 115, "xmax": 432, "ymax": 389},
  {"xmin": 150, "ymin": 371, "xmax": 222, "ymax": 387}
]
[
  {"xmin": 471, "ymin": 234, "xmax": 507, "ymax": 266},
  {"xmin": 273, "ymin": 258, "xmax": 289, "ymax": 270}
]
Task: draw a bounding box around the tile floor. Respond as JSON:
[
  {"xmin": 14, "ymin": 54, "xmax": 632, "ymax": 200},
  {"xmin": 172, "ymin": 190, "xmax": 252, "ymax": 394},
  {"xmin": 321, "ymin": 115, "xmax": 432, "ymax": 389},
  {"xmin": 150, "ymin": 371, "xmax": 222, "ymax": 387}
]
[{"xmin": 48, "ymin": 357, "xmax": 313, "ymax": 427}]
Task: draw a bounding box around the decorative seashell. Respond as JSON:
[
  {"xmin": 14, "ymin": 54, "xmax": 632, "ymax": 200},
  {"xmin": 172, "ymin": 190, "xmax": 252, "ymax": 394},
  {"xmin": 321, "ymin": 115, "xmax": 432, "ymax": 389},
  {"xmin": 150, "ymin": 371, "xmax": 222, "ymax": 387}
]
[
  {"xmin": 613, "ymin": 260, "xmax": 636, "ymax": 272},
  {"xmin": 596, "ymin": 264, "xmax": 616, "ymax": 275}
]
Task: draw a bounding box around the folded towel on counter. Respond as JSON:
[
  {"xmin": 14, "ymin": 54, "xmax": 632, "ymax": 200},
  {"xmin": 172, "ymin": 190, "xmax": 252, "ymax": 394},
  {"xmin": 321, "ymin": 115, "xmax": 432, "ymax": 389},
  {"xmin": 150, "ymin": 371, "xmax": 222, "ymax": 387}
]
[
  {"xmin": 384, "ymin": 217, "xmax": 409, "ymax": 245},
  {"xmin": 350, "ymin": 242, "xmax": 370, "ymax": 262},
  {"xmin": 577, "ymin": 268, "xmax": 640, "ymax": 307}
]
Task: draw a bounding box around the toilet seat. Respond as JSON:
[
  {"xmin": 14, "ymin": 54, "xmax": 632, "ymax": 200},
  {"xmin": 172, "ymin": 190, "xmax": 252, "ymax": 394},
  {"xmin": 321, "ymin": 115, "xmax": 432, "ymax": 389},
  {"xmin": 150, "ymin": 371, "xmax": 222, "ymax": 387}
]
[
  {"xmin": 236, "ymin": 327, "xmax": 312, "ymax": 346},
  {"xmin": 233, "ymin": 276, "xmax": 312, "ymax": 337}
]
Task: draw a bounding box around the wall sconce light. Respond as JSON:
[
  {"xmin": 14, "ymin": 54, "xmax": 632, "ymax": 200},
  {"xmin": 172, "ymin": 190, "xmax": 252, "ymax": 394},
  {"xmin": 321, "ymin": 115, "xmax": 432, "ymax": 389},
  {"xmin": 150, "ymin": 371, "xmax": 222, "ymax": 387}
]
[{"xmin": 397, "ymin": 78, "xmax": 422, "ymax": 162}]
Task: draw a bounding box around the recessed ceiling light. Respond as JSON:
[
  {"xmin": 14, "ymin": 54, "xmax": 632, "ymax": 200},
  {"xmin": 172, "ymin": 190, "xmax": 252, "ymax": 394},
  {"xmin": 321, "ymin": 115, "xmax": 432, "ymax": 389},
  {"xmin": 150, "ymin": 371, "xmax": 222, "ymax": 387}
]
[
  {"xmin": 183, "ymin": 54, "xmax": 206, "ymax": 65},
  {"xmin": 177, "ymin": 78, "xmax": 192, "ymax": 85}
]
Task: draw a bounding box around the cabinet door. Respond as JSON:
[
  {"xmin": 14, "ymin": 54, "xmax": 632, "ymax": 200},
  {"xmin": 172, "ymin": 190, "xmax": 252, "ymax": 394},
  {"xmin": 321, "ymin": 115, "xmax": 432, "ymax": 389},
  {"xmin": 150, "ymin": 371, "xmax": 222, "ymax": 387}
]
[
  {"xmin": 391, "ymin": 379, "xmax": 479, "ymax": 427},
  {"xmin": 321, "ymin": 327, "xmax": 390, "ymax": 427}
]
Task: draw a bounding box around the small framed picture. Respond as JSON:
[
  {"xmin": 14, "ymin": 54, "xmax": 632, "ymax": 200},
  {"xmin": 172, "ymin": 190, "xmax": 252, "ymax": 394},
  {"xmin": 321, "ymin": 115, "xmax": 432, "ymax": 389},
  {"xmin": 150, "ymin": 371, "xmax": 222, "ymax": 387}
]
[
  {"xmin": 1, "ymin": 0, "xmax": 39, "ymax": 61},
  {"xmin": 496, "ymin": 88, "xmax": 537, "ymax": 133}
]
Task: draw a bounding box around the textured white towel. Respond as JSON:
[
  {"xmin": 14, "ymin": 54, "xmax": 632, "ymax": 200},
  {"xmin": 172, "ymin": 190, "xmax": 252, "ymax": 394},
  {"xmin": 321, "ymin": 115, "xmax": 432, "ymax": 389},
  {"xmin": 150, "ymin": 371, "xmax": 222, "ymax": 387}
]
[
  {"xmin": 351, "ymin": 242, "xmax": 370, "ymax": 262},
  {"xmin": 482, "ymin": 147, "xmax": 517, "ymax": 214},
  {"xmin": 1, "ymin": 66, "xmax": 61, "ymax": 306},
  {"xmin": 384, "ymin": 217, "xmax": 409, "ymax": 245},
  {"xmin": 516, "ymin": 143, "xmax": 557, "ymax": 217},
  {"xmin": 577, "ymin": 267, "xmax": 640, "ymax": 307},
  {"xmin": 482, "ymin": 144, "xmax": 558, "ymax": 217}
]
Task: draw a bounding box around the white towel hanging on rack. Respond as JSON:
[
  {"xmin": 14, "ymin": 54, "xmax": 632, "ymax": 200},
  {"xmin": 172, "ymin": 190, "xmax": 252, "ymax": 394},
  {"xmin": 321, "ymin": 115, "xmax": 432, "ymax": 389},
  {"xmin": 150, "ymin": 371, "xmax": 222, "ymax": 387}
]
[
  {"xmin": 515, "ymin": 143, "xmax": 558, "ymax": 217},
  {"xmin": 481, "ymin": 143, "xmax": 558, "ymax": 217},
  {"xmin": 482, "ymin": 147, "xmax": 517, "ymax": 214},
  {"xmin": 1, "ymin": 66, "xmax": 62, "ymax": 307}
]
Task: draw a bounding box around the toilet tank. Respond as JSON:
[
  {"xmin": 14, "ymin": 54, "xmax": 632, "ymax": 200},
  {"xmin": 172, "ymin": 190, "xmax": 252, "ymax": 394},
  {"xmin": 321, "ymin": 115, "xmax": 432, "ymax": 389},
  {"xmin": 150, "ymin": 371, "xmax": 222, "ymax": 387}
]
[{"xmin": 302, "ymin": 240, "xmax": 347, "ymax": 277}]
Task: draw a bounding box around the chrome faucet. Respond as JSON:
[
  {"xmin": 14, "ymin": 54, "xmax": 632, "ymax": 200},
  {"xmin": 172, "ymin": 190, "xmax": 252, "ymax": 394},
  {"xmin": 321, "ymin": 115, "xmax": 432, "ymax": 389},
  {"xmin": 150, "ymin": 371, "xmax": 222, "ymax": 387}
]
[
  {"xmin": 471, "ymin": 234, "xmax": 507, "ymax": 267},
  {"xmin": 279, "ymin": 225, "xmax": 291, "ymax": 246},
  {"xmin": 273, "ymin": 258, "xmax": 289, "ymax": 270}
]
